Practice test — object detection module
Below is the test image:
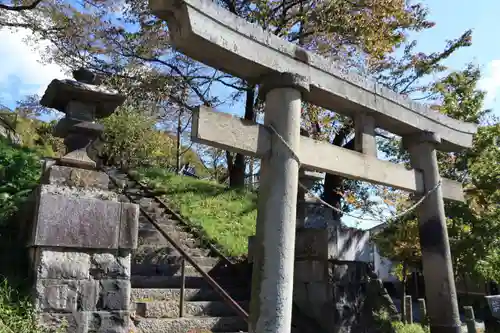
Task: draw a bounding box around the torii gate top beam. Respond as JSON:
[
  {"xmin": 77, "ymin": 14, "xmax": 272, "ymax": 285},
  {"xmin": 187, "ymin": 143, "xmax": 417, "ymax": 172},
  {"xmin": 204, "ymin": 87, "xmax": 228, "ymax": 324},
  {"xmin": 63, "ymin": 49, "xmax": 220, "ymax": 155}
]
[{"xmin": 150, "ymin": 0, "xmax": 477, "ymax": 151}]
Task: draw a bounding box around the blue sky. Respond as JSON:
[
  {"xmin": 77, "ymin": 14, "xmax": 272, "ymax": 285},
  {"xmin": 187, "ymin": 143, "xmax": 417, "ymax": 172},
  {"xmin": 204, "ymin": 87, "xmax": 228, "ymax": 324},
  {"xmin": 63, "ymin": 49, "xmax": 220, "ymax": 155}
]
[
  {"xmin": 0, "ymin": 0, "xmax": 498, "ymax": 228},
  {"xmin": 1, "ymin": 0, "xmax": 499, "ymax": 113},
  {"xmin": 223, "ymin": 0, "xmax": 500, "ymax": 118},
  {"xmin": 410, "ymin": 0, "xmax": 500, "ymax": 114}
]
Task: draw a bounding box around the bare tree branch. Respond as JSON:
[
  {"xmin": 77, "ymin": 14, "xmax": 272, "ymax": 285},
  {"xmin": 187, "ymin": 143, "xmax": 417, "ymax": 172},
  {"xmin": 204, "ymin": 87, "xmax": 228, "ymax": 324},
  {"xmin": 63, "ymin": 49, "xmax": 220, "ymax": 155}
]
[
  {"xmin": 0, "ymin": 0, "xmax": 42, "ymax": 11},
  {"xmin": 180, "ymin": 142, "xmax": 194, "ymax": 156}
]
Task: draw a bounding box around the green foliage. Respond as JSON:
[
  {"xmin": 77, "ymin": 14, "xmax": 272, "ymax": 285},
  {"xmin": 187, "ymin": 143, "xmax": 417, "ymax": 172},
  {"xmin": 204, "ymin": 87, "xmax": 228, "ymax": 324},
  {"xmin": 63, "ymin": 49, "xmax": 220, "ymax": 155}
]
[
  {"xmin": 134, "ymin": 167, "xmax": 257, "ymax": 257},
  {"xmin": 476, "ymin": 246, "xmax": 500, "ymax": 283},
  {"xmin": 0, "ymin": 138, "xmax": 42, "ymax": 225},
  {"xmin": 374, "ymin": 218, "xmax": 421, "ymax": 276},
  {"xmin": 432, "ymin": 67, "xmax": 500, "ymax": 283},
  {"xmin": 33, "ymin": 120, "xmax": 65, "ymax": 157},
  {"xmin": 101, "ymin": 106, "xmax": 207, "ymax": 176},
  {"xmin": 13, "ymin": 0, "xmax": 474, "ymax": 191},
  {"xmin": 0, "ymin": 280, "xmax": 66, "ymax": 333},
  {"xmin": 0, "ymin": 136, "xmax": 63, "ymax": 332},
  {"xmin": 13, "ymin": 116, "xmax": 62, "ymax": 157},
  {"xmin": 391, "ymin": 322, "xmax": 429, "ymax": 333},
  {"xmin": 14, "ymin": 117, "xmax": 42, "ymax": 148},
  {"xmin": 375, "ymin": 66, "xmax": 500, "ymax": 283},
  {"xmin": 101, "ymin": 106, "xmax": 171, "ymax": 168},
  {"xmin": 219, "ymin": 0, "xmax": 435, "ymax": 61},
  {"xmin": 373, "ymin": 310, "xmax": 430, "ymax": 333}
]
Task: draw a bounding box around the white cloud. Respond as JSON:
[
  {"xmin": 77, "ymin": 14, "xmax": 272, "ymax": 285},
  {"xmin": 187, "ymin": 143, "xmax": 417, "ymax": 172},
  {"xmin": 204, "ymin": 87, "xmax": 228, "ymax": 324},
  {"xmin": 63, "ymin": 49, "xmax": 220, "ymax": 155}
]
[
  {"xmin": 478, "ymin": 59, "xmax": 500, "ymax": 108},
  {"xmin": 0, "ymin": 27, "xmax": 69, "ymax": 106}
]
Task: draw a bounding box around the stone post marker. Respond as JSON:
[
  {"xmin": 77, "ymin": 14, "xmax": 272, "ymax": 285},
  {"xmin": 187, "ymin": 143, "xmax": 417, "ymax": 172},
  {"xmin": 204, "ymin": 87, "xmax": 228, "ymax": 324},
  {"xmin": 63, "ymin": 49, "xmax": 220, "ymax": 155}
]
[{"xmin": 27, "ymin": 69, "xmax": 139, "ymax": 333}]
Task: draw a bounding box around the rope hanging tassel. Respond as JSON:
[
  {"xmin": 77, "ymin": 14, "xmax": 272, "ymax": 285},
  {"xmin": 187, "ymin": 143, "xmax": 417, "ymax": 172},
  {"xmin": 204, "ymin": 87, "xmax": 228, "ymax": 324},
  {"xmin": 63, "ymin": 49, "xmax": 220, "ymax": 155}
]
[{"xmin": 266, "ymin": 124, "xmax": 442, "ymax": 224}]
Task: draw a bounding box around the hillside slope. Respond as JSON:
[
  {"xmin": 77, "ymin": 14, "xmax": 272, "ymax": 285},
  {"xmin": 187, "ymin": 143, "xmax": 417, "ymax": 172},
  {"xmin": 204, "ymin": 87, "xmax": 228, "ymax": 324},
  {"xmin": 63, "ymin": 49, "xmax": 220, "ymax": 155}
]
[{"xmin": 133, "ymin": 167, "xmax": 257, "ymax": 257}]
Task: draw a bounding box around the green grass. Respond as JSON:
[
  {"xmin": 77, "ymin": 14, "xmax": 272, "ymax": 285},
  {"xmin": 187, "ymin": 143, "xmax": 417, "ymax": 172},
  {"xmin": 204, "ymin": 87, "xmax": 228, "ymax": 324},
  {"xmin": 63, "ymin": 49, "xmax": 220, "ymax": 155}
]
[
  {"xmin": 391, "ymin": 322, "xmax": 429, "ymax": 333},
  {"xmin": 134, "ymin": 167, "xmax": 258, "ymax": 257},
  {"xmin": 0, "ymin": 280, "xmax": 66, "ymax": 333}
]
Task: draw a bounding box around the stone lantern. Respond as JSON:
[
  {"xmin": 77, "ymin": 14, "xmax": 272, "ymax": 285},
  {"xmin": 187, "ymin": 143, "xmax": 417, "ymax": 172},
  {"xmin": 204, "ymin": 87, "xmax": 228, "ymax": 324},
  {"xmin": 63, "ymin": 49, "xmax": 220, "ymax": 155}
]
[
  {"xmin": 26, "ymin": 70, "xmax": 138, "ymax": 333},
  {"xmin": 40, "ymin": 68, "xmax": 125, "ymax": 168}
]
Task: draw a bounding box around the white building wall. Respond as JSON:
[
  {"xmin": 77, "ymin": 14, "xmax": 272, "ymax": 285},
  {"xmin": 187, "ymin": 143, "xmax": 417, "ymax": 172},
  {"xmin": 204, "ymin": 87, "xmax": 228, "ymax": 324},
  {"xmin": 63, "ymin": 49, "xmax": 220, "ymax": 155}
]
[{"xmin": 303, "ymin": 201, "xmax": 397, "ymax": 282}]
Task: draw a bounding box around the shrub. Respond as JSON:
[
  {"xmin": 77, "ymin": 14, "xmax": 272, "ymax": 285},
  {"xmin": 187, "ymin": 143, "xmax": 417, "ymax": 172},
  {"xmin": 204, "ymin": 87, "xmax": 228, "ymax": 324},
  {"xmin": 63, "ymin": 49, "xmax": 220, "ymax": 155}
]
[
  {"xmin": 0, "ymin": 139, "xmax": 66, "ymax": 332},
  {"xmin": 392, "ymin": 321, "xmax": 429, "ymax": 333},
  {"xmin": 0, "ymin": 138, "xmax": 42, "ymax": 226},
  {"xmin": 373, "ymin": 309, "xmax": 430, "ymax": 333},
  {"xmin": 0, "ymin": 279, "xmax": 67, "ymax": 333}
]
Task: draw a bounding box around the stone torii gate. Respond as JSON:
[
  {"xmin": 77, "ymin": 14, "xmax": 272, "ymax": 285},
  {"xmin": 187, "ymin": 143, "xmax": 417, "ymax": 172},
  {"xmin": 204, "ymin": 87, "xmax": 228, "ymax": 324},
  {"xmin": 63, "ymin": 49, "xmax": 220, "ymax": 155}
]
[{"xmin": 149, "ymin": 1, "xmax": 477, "ymax": 332}]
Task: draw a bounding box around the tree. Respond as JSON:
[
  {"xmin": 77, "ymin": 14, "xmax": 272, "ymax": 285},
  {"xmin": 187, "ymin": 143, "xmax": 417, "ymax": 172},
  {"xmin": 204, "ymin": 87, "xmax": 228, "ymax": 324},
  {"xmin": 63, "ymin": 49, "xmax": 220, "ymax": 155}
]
[
  {"xmin": 15, "ymin": 94, "xmax": 55, "ymax": 119},
  {"xmin": 197, "ymin": 145, "xmax": 227, "ymax": 181},
  {"xmin": 374, "ymin": 65, "xmax": 500, "ymax": 285},
  {"xmin": 98, "ymin": 104, "xmax": 208, "ymax": 176},
  {"xmin": 11, "ymin": 0, "xmax": 469, "ymax": 187},
  {"xmin": 14, "ymin": 0, "xmax": 243, "ymax": 181},
  {"xmin": 214, "ymin": 0, "xmax": 440, "ymax": 188},
  {"xmin": 0, "ymin": 0, "xmax": 55, "ymax": 29},
  {"xmin": 10, "ymin": 0, "xmax": 476, "ymax": 213},
  {"xmin": 0, "ymin": 0, "xmax": 42, "ymax": 11},
  {"xmin": 100, "ymin": 105, "xmax": 174, "ymax": 169}
]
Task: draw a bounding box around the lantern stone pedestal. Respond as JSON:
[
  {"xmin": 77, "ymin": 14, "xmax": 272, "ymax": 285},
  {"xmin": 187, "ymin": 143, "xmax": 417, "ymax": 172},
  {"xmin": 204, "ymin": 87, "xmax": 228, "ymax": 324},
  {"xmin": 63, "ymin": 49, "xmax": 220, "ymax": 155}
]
[{"xmin": 24, "ymin": 69, "xmax": 139, "ymax": 333}]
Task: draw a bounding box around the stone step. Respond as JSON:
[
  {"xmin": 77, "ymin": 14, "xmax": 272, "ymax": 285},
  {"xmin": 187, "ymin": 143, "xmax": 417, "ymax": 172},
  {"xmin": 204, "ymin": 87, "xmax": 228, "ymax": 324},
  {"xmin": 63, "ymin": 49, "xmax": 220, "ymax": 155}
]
[
  {"xmin": 131, "ymin": 263, "xmax": 214, "ymax": 278},
  {"xmin": 118, "ymin": 194, "xmax": 131, "ymax": 202},
  {"xmin": 132, "ymin": 276, "xmax": 248, "ymax": 290},
  {"xmin": 141, "ymin": 206, "xmax": 168, "ymax": 219},
  {"xmin": 134, "ymin": 239, "xmax": 207, "ymax": 257},
  {"xmin": 125, "ymin": 188, "xmax": 148, "ymax": 195},
  {"xmin": 132, "ymin": 288, "xmax": 249, "ymax": 302},
  {"xmin": 138, "ymin": 199, "xmax": 166, "ymax": 212},
  {"xmin": 132, "ymin": 258, "xmax": 220, "ymax": 275},
  {"xmin": 138, "ymin": 228, "xmax": 170, "ymax": 240},
  {"xmin": 132, "ymin": 274, "xmax": 235, "ymax": 289},
  {"xmin": 138, "ymin": 216, "xmax": 196, "ymax": 237},
  {"xmin": 135, "ymin": 316, "xmax": 247, "ymax": 332},
  {"xmin": 134, "ymin": 196, "xmax": 154, "ymax": 205},
  {"xmin": 138, "ymin": 220, "xmax": 177, "ymax": 230},
  {"xmin": 139, "ymin": 213, "xmax": 175, "ymax": 225},
  {"xmin": 138, "ymin": 215, "xmax": 171, "ymax": 227},
  {"xmin": 138, "ymin": 229, "xmax": 198, "ymax": 248},
  {"xmin": 134, "ymin": 245, "xmax": 212, "ymax": 260},
  {"xmin": 135, "ymin": 300, "xmax": 250, "ymax": 318},
  {"xmin": 137, "ymin": 233, "xmax": 198, "ymax": 248},
  {"xmin": 141, "ymin": 200, "xmax": 164, "ymax": 210},
  {"xmin": 139, "ymin": 222, "xmax": 197, "ymax": 240}
]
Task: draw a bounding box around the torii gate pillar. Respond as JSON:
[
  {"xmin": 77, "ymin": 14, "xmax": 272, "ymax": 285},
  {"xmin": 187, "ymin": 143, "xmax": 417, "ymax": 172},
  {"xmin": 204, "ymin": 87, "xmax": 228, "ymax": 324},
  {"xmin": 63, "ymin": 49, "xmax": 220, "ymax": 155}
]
[
  {"xmin": 404, "ymin": 132, "xmax": 461, "ymax": 333},
  {"xmin": 249, "ymin": 72, "xmax": 309, "ymax": 333}
]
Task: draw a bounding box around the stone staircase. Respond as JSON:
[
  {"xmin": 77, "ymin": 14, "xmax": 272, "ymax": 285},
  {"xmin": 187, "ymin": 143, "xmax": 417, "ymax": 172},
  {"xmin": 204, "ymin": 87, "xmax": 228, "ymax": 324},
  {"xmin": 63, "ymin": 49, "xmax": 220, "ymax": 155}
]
[
  {"xmin": 105, "ymin": 167, "xmax": 250, "ymax": 333},
  {"xmin": 104, "ymin": 167, "xmax": 327, "ymax": 333}
]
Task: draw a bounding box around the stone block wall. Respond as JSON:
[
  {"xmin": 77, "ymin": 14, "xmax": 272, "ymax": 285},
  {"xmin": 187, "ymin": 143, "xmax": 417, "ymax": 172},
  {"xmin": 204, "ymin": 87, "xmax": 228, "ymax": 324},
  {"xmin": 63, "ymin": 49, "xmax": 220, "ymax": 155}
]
[
  {"xmin": 328, "ymin": 261, "xmax": 370, "ymax": 333},
  {"xmin": 293, "ymin": 229, "xmax": 330, "ymax": 331},
  {"xmin": 248, "ymin": 226, "xmax": 375, "ymax": 333},
  {"xmin": 34, "ymin": 249, "xmax": 132, "ymax": 331},
  {"xmin": 26, "ymin": 165, "xmax": 139, "ymax": 333},
  {"xmin": 303, "ymin": 201, "xmax": 372, "ymax": 262}
]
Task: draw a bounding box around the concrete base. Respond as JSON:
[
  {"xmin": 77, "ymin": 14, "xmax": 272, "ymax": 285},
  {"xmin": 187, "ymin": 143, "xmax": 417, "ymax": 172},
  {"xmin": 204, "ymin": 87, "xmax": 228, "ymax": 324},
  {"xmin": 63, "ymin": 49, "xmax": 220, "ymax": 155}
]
[{"xmin": 27, "ymin": 165, "xmax": 139, "ymax": 333}]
